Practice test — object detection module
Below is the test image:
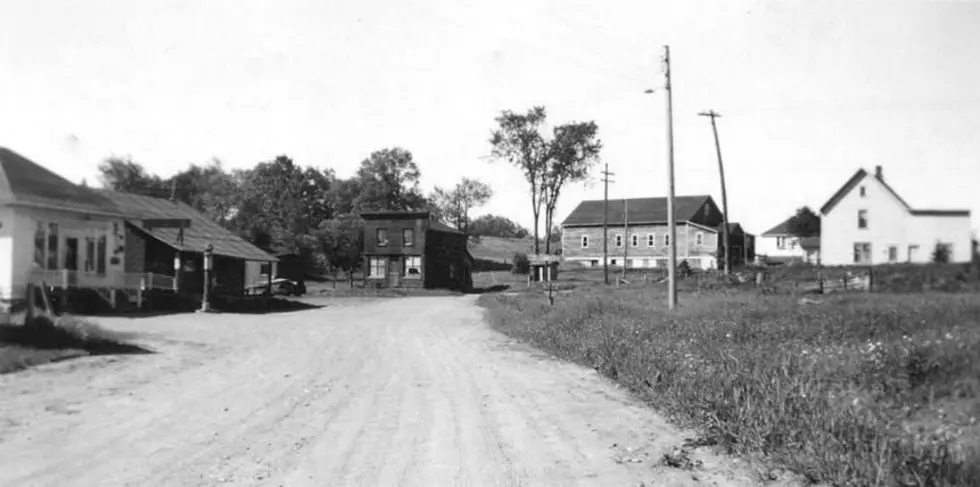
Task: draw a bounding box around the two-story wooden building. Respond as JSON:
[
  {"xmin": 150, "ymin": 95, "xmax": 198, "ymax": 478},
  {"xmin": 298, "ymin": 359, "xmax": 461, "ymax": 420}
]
[
  {"xmin": 360, "ymin": 211, "xmax": 473, "ymax": 291},
  {"xmin": 560, "ymin": 195, "xmax": 754, "ymax": 270}
]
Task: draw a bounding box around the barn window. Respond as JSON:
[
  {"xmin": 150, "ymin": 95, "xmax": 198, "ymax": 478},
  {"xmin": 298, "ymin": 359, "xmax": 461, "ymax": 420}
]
[
  {"xmin": 663, "ymin": 234, "xmax": 670, "ymax": 247},
  {"xmin": 630, "ymin": 234, "xmax": 638, "ymax": 247},
  {"xmin": 403, "ymin": 228, "xmax": 415, "ymax": 247},
  {"xmin": 403, "ymin": 256, "xmax": 422, "ymax": 277},
  {"xmin": 368, "ymin": 257, "xmax": 386, "ymax": 278},
  {"xmin": 695, "ymin": 232, "xmax": 704, "ymax": 246},
  {"xmin": 376, "ymin": 228, "xmax": 389, "ymax": 246},
  {"xmin": 581, "ymin": 235, "xmax": 589, "ymax": 248},
  {"xmin": 647, "ymin": 233, "xmax": 655, "ymax": 247},
  {"xmin": 615, "ymin": 234, "xmax": 623, "ymax": 248}
]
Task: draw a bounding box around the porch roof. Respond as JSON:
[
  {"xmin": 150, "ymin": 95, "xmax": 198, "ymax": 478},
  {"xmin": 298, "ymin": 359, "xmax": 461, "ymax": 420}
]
[{"xmin": 98, "ymin": 190, "xmax": 278, "ymax": 263}]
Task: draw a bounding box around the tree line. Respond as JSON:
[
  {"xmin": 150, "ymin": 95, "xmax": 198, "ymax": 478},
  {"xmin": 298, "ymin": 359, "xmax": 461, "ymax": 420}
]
[{"xmin": 95, "ymin": 107, "xmax": 601, "ymax": 279}]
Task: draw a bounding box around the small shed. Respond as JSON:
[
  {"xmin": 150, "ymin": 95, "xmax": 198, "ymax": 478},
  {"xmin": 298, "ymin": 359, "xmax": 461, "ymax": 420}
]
[{"xmin": 527, "ymin": 255, "xmax": 560, "ymax": 283}]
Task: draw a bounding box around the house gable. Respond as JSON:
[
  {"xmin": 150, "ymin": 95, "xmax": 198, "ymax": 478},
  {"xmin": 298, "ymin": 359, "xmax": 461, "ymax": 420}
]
[
  {"xmin": 819, "ymin": 167, "xmax": 911, "ymax": 216},
  {"xmin": 0, "ymin": 147, "xmax": 124, "ymax": 217}
]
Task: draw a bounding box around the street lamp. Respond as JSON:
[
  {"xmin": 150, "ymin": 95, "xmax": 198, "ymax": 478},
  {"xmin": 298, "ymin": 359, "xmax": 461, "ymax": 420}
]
[{"xmin": 199, "ymin": 244, "xmax": 214, "ymax": 313}]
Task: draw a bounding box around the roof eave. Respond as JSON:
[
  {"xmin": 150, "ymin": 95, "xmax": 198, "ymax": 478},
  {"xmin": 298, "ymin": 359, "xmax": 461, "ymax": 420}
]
[{"xmin": 6, "ymin": 200, "xmax": 131, "ymax": 219}]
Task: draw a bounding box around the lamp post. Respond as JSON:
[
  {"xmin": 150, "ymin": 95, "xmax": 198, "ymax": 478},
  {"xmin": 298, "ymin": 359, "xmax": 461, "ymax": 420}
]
[{"xmin": 199, "ymin": 244, "xmax": 214, "ymax": 313}]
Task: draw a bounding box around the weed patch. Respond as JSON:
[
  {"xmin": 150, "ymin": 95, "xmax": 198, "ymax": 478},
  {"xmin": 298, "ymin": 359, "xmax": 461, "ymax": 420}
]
[{"xmin": 479, "ymin": 289, "xmax": 980, "ymax": 486}]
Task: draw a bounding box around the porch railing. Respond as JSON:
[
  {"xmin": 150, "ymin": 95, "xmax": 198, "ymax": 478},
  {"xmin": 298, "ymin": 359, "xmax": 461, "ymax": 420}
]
[{"xmin": 31, "ymin": 269, "xmax": 177, "ymax": 291}]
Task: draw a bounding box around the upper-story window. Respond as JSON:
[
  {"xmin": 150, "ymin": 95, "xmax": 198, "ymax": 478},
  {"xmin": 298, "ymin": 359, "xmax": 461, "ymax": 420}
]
[
  {"xmin": 776, "ymin": 236, "xmax": 787, "ymax": 249},
  {"xmin": 859, "ymin": 185, "xmax": 866, "ymax": 197},
  {"xmin": 630, "ymin": 234, "xmax": 639, "ymax": 247},
  {"xmin": 858, "ymin": 210, "xmax": 868, "ymax": 229},
  {"xmin": 403, "ymin": 228, "xmax": 415, "ymax": 247},
  {"xmin": 376, "ymin": 228, "xmax": 389, "ymax": 246},
  {"xmin": 647, "ymin": 233, "xmax": 655, "ymax": 247},
  {"xmin": 615, "ymin": 234, "xmax": 623, "ymax": 248},
  {"xmin": 581, "ymin": 235, "xmax": 589, "ymax": 248},
  {"xmin": 695, "ymin": 232, "xmax": 704, "ymax": 246},
  {"xmin": 664, "ymin": 234, "xmax": 670, "ymax": 247}
]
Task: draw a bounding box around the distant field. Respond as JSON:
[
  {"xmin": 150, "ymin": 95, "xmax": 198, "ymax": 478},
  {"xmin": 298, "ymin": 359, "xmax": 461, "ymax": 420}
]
[{"xmin": 468, "ymin": 236, "xmax": 536, "ymax": 263}]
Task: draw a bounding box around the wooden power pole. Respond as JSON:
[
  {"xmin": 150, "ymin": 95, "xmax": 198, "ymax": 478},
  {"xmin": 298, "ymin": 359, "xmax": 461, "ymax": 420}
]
[
  {"xmin": 601, "ymin": 164, "xmax": 615, "ymax": 285},
  {"xmin": 698, "ymin": 110, "xmax": 731, "ymax": 276},
  {"xmin": 663, "ymin": 46, "xmax": 678, "ymax": 309},
  {"xmin": 622, "ymin": 198, "xmax": 629, "ymax": 280}
]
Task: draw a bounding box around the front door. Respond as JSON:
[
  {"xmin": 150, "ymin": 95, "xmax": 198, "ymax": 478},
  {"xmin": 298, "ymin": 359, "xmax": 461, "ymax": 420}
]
[
  {"xmin": 65, "ymin": 238, "xmax": 79, "ymax": 271},
  {"xmin": 387, "ymin": 257, "xmax": 401, "ymax": 287}
]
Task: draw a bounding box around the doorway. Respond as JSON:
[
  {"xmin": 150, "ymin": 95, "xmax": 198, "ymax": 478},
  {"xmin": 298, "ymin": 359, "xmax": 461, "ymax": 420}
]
[
  {"xmin": 387, "ymin": 257, "xmax": 401, "ymax": 287},
  {"xmin": 65, "ymin": 238, "xmax": 79, "ymax": 271}
]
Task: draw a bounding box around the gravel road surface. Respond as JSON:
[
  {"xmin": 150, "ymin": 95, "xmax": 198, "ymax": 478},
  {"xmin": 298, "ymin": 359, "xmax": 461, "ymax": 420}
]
[{"xmin": 0, "ymin": 296, "xmax": 785, "ymax": 486}]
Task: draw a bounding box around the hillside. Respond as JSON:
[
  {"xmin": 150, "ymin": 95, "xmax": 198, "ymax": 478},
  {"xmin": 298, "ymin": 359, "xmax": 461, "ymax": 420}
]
[{"xmin": 468, "ymin": 236, "xmax": 538, "ymax": 263}]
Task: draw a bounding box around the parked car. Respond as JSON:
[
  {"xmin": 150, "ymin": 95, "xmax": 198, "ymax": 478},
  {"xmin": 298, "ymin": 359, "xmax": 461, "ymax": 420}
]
[{"xmin": 245, "ymin": 277, "xmax": 305, "ymax": 296}]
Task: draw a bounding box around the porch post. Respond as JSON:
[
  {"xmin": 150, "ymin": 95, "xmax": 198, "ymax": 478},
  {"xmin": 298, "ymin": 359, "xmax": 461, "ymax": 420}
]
[
  {"xmin": 266, "ymin": 260, "xmax": 273, "ymax": 296},
  {"xmin": 61, "ymin": 269, "xmax": 68, "ymax": 289},
  {"xmin": 173, "ymin": 252, "xmax": 181, "ymax": 292}
]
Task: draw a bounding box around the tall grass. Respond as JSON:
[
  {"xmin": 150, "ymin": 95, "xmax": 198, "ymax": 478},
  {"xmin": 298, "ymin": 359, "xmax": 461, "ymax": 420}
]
[{"xmin": 480, "ymin": 289, "xmax": 980, "ymax": 485}]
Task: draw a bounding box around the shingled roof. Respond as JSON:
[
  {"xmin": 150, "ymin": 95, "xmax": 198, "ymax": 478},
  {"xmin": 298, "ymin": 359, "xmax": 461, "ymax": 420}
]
[
  {"xmin": 98, "ymin": 190, "xmax": 277, "ymax": 262},
  {"xmin": 561, "ymin": 195, "xmax": 711, "ymax": 227},
  {"xmin": 0, "ymin": 147, "xmax": 125, "ymax": 216}
]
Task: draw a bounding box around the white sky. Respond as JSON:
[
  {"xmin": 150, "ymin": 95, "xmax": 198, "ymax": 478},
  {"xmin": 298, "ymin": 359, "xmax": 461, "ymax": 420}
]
[{"xmin": 2, "ymin": 0, "xmax": 978, "ymax": 236}]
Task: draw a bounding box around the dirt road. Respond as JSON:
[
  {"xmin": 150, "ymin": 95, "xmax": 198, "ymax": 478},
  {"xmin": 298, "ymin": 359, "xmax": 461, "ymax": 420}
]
[{"xmin": 0, "ymin": 296, "xmax": 778, "ymax": 486}]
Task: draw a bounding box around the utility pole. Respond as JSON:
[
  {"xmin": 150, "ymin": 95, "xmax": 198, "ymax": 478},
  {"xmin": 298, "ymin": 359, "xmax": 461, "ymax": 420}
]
[
  {"xmin": 622, "ymin": 198, "xmax": 629, "ymax": 280},
  {"xmin": 663, "ymin": 45, "xmax": 678, "ymax": 309},
  {"xmin": 601, "ymin": 164, "xmax": 615, "ymax": 285},
  {"xmin": 699, "ymin": 110, "xmax": 731, "ymax": 276}
]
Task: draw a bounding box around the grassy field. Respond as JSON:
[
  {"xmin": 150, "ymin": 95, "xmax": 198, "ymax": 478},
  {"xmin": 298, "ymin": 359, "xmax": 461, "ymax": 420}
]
[
  {"xmin": 468, "ymin": 236, "xmax": 536, "ymax": 263},
  {"xmin": 479, "ymin": 285, "xmax": 980, "ymax": 485}
]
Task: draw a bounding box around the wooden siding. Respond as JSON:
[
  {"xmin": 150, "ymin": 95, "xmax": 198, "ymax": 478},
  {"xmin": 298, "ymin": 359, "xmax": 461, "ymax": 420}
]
[
  {"xmin": 362, "ymin": 217, "xmax": 427, "ymax": 256},
  {"xmin": 562, "ymin": 223, "xmax": 719, "ymax": 260},
  {"xmin": 424, "ymin": 229, "xmax": 472, "ymax": 290},
  {"xmin": 124, "ymin": 225, "xmax": 146, "ymax": 273}
]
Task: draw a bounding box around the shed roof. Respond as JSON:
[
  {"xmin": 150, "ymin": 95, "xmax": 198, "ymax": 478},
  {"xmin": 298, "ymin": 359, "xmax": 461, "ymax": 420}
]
[
  {"xmin": 98, "ymin": 190, "xmax": 277, "ymax": 262},
  {"xmin": 0, "ymin": 147, "xmax": 125, "ymax": 216},
  {"xmin": 561, "ymin": 195, "xmax": 711, "ymax": 227}
]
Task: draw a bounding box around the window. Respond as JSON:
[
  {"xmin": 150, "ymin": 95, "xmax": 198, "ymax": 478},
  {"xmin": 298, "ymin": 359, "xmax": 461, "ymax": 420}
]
[
  {"xmin": 853, "ymin": 242, "xmax": 871, "ymax": 264},
  {"xmin": 630, "ymin": 234, "xmax": 639, "ymax": 247},
  {"xmin": 46, "ymin": 223, "xmax": 59, "ymax": 270},
  {"xmin": 403, "ymin": 256, "xmax": 422, "ymax": 277},
  {"xmin": 376, "ymin": 228, "xmax": 389, "ymax": 246},
  {"xmin": 33, "ymin": 222, "xmax": 45, "ymax": 267},
  {"xmin": 776, "ymin": 236, "xmax": 787, "ymax": 250},
  {"xmin": 403, "ymin": 228, "xmax": 415, "ymax": 247},
  {"xmin": 581, "ymin": 235, "xmax": 589, "ymax": 248},
  {"xmin": 615, "ymin": 234, "xmax": 623, "ymax": 248},
  {"xmin": 888, "ymin": 246, "xmax": 898, "ymax": 263},
  {"xmin": 664, "ymin": 234, "xmax": 670, "ymax": 247},
  {"xmin": 647, "ymin": 234, "xmax": 655, "ymax": 247},
  {"xmin": 589, "ymin": 259, "xmax": 599, "ymax": 266},
  {"xmin": 859, "ymin": 185, "xmax": 866, "ymax": 197},
  {"xmin": 368, "ymin": 257, "xmax": 386, "ymax": 278},
  {"xmin": 610, "ymin": 259, "xmax": 617, "ymax": 266},
  {"xmin": 85, "ymin": 237, "xmax": 96, "ymax": 272},
  {"xmin": 695, "ymin": 232, "xmax": 704, "ymax": 246},
  {"xmin": 858, "ymin": 210, "xmax": 868, "ymax": 229},
  {"xmin": 908, "ymin": 244, "xmax": 920, "ymax": 262},
  {"xmin": 96, "ymin": 235, "xmax": 107, "ymax": 275},
  {"xmin": 641, "ymin": 259, "xmax": 649, "ymax": 267},
  {"xmin": 260, "ymin": 263, "xmax": 271, "ymax": 275}
]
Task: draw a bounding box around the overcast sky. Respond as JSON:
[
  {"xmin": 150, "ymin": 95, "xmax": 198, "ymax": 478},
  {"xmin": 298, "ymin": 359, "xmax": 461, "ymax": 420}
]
[{"xmin": 2, "ymin": 0, "xmax": 978, "ymax": 235}]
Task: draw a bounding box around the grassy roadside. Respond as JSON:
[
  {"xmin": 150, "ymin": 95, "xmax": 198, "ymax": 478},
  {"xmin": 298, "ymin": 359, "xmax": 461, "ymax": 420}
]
[
  {"xmin": 0, "ymin": 317, "xmax": 149, "ymax": 374},
  {"xmin": 478, "ymin": 288, "xmax": 980, "ymax": 485}
]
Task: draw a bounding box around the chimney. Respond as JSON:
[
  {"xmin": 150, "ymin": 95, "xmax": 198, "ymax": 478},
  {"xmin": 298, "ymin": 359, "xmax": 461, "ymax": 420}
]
[{"xmin": 874, "ymin": 165, "xmax": 883, "ymax": 180}]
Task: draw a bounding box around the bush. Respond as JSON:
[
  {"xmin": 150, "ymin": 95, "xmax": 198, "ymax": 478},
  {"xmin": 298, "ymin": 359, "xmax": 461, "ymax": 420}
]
[
  {"xmin": 511, "ymin": 252, "xmax": 530, "ymax": 275},
  {"xmin": 479, "ymin": 289, "xmax": 980, "ymax": 486},
  {"xmin": 933, "ymin": 242, "xmax": 952, "ymax": 263}
]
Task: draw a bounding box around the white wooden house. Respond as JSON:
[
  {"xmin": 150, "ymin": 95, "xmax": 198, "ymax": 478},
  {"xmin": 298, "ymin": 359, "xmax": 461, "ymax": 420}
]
[{"xmin": 818, "ymin": 166, "xmax": 972, "ymax": 265}]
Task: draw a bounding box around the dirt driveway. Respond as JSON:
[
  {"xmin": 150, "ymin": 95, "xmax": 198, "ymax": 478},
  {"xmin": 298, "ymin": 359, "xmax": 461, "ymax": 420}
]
[{"xmin": 0, "ymin": 296, "xmax": 782, "ymax": 487}]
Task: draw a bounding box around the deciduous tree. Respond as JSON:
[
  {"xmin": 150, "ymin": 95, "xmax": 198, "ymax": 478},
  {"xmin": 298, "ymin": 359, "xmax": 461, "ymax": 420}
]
[
  {"xmin": 353, "ymin": 148, "xmax": 428, "ymax": 212},
  {"xmin": 541, "ymin": 120, "xmax": 601, "ymax": 254},
  {"xmin": 431, "ymin": 178, "xmax": 493, "ymax": 232}
]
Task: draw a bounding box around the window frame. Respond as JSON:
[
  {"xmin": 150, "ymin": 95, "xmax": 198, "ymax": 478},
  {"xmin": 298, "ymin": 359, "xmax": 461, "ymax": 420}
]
[
  {"xmin": 402, "ymin": 228, "xmax": 415, "ymax": 247},
  {"xmin": 858, "ymin": 209, "xmax": 868, "ymax": 229},
  {"xmin": 888, "ymin": 245, "xmax": 898, "ymax": 263},
  {"xmin": 615, "ymin": 234, "xmax": 623, "ymax": 248},
  {"xmin": 695, "ymin": 232, "xmax": 704, "ymax": 246},
  {"xmin": 663, "ymin": 234, "xmax": 671, "ymax": 247},
  {"xmin": 646, "ymin": 233, "xmax": 655, "ymax": 247},
  {"xmin": 403, "ymin": 255, "xmax": 422, "ymax": 278},
  {"xmin": 630, "ymin": 234, "xmax": 639, "ymax": 247},
  {"xmin": 376, "ymin": 228, "xmax": 389, "ymax": 247},
  {"xmin": 859, "ymin": 185, "xmax": 866, "ymax": 197},
  {"xmin": 368, "ymin": 257, "xmax": 386, "ymax": 279},
  {"xmin": 853, "ymin": 242, "xmax": 871, "ymax": 264},
  {"xmin": 581, "ymin": 235, "xmax": 589, "ymax": 248}
]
